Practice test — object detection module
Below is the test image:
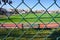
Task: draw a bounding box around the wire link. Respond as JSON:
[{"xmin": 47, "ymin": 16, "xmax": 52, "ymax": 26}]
[{"xmin": 0, "ymin": 0, "xmax": 60, "ymax": 40}]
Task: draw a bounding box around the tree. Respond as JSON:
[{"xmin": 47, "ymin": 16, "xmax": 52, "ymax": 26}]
[
  {"xmin": 0, "ymin": 8, "xmax": 12, "ymax": 18},
  {"xmin": 0, "ymin": 0, "xmax": 12, "ymax": 5}
]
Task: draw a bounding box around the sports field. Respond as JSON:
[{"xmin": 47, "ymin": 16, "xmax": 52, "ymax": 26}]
[
  {"xmin": 0, "ymin": 13, "xmax": 60, "ymax": 23},
  {"xmin": 0, "ymin": 13, "xmax": 60, "ymax": 40}
]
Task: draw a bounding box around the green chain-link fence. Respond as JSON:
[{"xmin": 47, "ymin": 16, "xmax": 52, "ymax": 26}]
[{"xmin": 0, "ymin": 0, "xmax": 60, "ymax": 40}]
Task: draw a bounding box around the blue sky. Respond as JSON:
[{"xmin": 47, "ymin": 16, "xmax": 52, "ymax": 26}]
[{"xmin": 0, "ymin": 0, "xmax": 60, "ymax": 10}]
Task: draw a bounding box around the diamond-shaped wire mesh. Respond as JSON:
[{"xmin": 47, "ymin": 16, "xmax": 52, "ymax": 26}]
[{"xmin": 0, "ymin": 0, "xmax": 60, "ymax": 40}]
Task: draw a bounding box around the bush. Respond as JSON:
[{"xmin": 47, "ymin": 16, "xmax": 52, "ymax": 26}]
[
  {"xmin": 48, "ymin": 29, "xmax": 60, "ymax": 40},
  {"xmin": 6, "ymin": 37, "xmax": 15, "ymax": 40}
]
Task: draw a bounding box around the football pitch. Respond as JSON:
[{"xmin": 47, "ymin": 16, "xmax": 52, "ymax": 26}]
[
  {"xmin": 0, "ymin": 13, "xmax": 60, "ymax": 40},
  {"xmin": 0, "ymin": 13, "xmax": 60, "ymax": 23}
]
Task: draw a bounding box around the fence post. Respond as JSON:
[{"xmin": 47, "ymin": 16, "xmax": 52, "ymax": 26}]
[
  {"xmin": 37, "ymin": 24, "xmax": 41, "ymax": 30},
  {"xmin": 22, "ymin": 24, "xmax": 24, "ymax": 31}
]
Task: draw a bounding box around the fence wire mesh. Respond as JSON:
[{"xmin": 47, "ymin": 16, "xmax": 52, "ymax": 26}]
[{"xmin": 0, "ymin": 0, "xmax": 60, "ymax": 40}]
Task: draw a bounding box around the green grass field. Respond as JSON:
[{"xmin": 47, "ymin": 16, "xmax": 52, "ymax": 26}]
[
  {"xmin": 0, "ymin": 13, "xmax": 60, "ymax": 40},
  {"xmin": 0, "ymin": 13, "xmax": 60, "ymax": 23}
]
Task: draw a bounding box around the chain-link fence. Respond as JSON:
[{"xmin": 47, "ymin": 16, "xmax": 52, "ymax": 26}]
[{"xmin": 0, "ymin": 0, "xmax": 60, "ymax": 40}]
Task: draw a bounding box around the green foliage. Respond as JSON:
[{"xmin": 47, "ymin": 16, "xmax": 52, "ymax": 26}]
[
  {"xmin": 0, "ymin": 28, "xmax": 58, "ymax": 40},
  {"xmin": 6, "ymin": 37, "xmax": 15, "ymax": 40}
]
